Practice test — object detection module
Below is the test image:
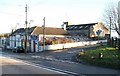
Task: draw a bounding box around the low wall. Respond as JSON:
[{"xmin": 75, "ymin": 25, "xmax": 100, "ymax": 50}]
[{"xmin": 38, "ymin": 40, "xmax": 107, "ymax": 52}]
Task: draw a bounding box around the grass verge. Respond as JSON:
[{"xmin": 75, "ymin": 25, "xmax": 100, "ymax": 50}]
[{"xmin": 76, "ymin": 44, "xmax": 120, "ymax": 69}]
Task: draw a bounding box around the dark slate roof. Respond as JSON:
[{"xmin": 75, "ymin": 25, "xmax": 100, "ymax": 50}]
[
  {"xmin": 66, "ymin": 23, "xmax": 97, "ymax": 30},
  {"xmin": 31, "ymin": 26, "xmax": 69, "ymax": 35},
  {"xmin": 10, "ymin": 26, "xmax": 36, "ymax": 36},
  {"xmin": 10, "ymin": 26, "xmax": 68, "ymax": 36}
]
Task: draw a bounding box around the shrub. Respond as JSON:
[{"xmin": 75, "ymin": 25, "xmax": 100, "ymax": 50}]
[{"xmin": 39, "ymin": 37, "xmax": 75, "ymax": 45}]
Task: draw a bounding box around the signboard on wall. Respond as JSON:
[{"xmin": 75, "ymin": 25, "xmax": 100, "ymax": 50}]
[{"xmin": 31, "ymin": 35, "xmax": 39, "ymax": 41}]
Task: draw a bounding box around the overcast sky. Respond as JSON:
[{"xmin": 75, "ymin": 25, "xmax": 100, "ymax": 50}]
[{"xmin": 0, "ymin": 0, "xmax": 119, "ymax": 33}]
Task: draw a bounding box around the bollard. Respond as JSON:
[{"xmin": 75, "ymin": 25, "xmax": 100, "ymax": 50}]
[{"xmin": 99, "ymin": 53, "xmax": 103, "ymax": 59}]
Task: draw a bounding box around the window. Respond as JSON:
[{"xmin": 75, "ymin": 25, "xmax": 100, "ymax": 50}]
[
  {"xmin": 74, "ymin": 26, "xmax": 78, "ymax": 29},
  {"xmin": 79, "ymin": 26, "xmax": 83, "ymax": 29},
  {"xmin": 84, "ymin": 26, "xmax": 88, "ymax": 29}
]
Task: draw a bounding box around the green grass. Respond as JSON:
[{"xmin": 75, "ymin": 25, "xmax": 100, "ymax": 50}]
[{"xmin": 77, "ymin": 45, "xmax": 120, "ymax": 69}]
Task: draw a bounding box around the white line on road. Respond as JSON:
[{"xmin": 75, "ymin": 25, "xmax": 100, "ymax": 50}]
[
  {"xmin": 2, "ymin": 56, "xmax": 78, "ymax": 75},
  {"xmin": 24, "ymin": 62, "xmax": 78, "ymax": 75}
]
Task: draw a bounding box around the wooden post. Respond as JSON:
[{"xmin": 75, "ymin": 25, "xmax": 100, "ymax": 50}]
[{"xmin": 43, "ymin": 17, "xmax": 45, "ymax": 52}]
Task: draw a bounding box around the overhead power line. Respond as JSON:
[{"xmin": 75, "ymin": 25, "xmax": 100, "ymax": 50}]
[{"xmin": 0, "ymin": 11, "xmax": 24, "ymax": 16}]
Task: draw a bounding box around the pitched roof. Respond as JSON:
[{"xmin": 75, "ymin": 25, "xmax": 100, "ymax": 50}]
[
  {"xmin": 66, "ymin": 23, "xmax": 97, "ymax": 30},
  {"xmin": 10, "ymin": 26, "xmax": 36, "ymax": 36},
  {"xmin": 31, "ymin": 26, "xmax": 68, "ymax": 35}
]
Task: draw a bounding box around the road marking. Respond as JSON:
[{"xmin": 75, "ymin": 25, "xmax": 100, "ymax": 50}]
[
  {"xmin": 31, "ymin": 56, "xmax": 78, "ymax": 64},
  {"xmin": 37, "ymin": 64, "xmax": 79, "ymax": 76},
  {"xmin": 2, "ymin": 56, "xmax": 78, "ymax": 75},
  {"xmin": 22, "ymin": 61, "xmax": 67, "ymax": 75}
]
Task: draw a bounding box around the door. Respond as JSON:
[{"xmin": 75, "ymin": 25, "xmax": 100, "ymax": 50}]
[{"xmin": 33, "ymin": 41, "xmax": 36, "ymax": 52}]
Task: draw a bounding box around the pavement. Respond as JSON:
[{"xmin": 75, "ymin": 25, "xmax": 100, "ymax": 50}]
[{"xmin": 1, "ymin": 44, "xmax": 120, "ymax": 75}]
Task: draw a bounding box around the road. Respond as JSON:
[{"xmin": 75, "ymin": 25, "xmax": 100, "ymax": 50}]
[
  {"xmin": 1, "ymin": 45, "xmax": 120, "ymax": 76},
  {"xmin": 0, "ymin": 56, "xmax": 68, "ymax": 75}
]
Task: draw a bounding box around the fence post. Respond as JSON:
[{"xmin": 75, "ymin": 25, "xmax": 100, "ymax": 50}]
[
  {"xmin": 115, "ymin": 37, "xmax": 117, "ymax": 48},
  {"xmin": 111, "ymin": 37, "xmax": 114, "ymax": 46},
  {"xmin": 107, "ymin": 38, "xmax": 110, "ymax": 46},
  {"xmin": 118, "ymin": 39, "xmax": 120, "ymax": 51}
]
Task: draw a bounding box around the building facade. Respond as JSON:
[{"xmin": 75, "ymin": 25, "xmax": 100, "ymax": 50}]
[
  {"xmin": 9, "ymin": 27, "xmax": 35, "ymax": 52},
  {"xmin": 63, "ymin": 22, "xmax": 110, "ymax": 39},
  {"xmin": 9, "ymin": 26, "xmax": 68, "ymax": 52}
]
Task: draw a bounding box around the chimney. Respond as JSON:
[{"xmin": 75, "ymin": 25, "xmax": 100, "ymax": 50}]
[{"xmin": 63, "ymin": 22, "xmax": 68, "ymax": 30}]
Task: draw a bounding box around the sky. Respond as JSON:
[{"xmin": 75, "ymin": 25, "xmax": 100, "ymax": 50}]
[{"xmin": 0, "ymin": 0, "xmax": 119, "ymax": 34}]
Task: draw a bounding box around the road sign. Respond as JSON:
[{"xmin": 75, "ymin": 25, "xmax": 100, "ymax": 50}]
[{"xmin": 96, "ymin": 30, "xmax": 102, "ymax": 36}]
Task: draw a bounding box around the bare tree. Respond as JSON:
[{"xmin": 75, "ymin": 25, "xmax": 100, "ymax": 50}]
[
  {"xmin": 118, "ymin": 1, "xmax": 120, "ymax": 38},
  {"xmin": 103, "ymin": 2, "xmax": 120, "ymax": 38}
]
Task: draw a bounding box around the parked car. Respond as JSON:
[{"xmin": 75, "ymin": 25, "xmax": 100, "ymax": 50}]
[{"xmin": 13, "ymin": 46, "xmax": 25, "ymax": 53}]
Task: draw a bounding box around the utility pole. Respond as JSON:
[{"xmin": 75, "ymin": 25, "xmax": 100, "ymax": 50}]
[
  {"xmin": 25, "ymin": 4, "xmax": 28, "ymax": 53},
  {"xmin": 43, "ymin": 17, "xmax": 45, "ymax": 52},
  {"xmin": 110, "ymin": 17, "xmax": 112, "ymax": 38}
]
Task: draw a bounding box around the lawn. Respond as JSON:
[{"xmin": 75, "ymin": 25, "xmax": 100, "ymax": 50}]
[{"xmin": 76, "ymin": 44, "xmax": 120, "ymax": 69}]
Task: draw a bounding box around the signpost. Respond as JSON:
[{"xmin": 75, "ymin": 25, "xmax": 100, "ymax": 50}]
[{"xmin": 96, "ymin": 30, "xmax": 102, "ymax": 43}]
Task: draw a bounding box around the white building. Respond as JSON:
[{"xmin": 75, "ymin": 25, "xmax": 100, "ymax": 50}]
[
  {"xmin": 9, "ymin": 26, "xmax": 68, "ymax": 52},
  {"xmin": 0, "ymin": 37, "xmax": 6, "ymax": 45}
]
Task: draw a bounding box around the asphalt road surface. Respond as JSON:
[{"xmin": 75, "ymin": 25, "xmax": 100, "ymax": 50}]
[{"xmin": 0, "ymin": 56, "xmax": 68, "ymax": 76}]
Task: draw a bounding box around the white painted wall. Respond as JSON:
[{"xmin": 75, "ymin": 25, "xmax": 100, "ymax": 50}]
[
  {"xmin": 0, "ymin": 37, "xmax": 6, "ymax": 45},
  {"xmin": 10, "ymin": 36, "xmax": 15, "ymax": 48},
  {"xmin": 9, "ymin": 35, "xmax": 30, "ymax": 49},
  {"xmin": 39, "ymin": 40, "xmax": 107, "ymax": 51},
  {"xmin": 31, "ymin": 40, "xmax": 34, "ymax": 52},
  {"xmin": 30, "ymin": 40, "xmax": 39, "ymax": 52}
]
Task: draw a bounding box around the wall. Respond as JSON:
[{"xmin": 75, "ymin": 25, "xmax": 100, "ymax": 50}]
[
  {"xmin": 9, "ymin": 35, "xmax": 30, "ymax": 49},
  {"xmin": 10, "ymin": 35, "xmax": 23, "ymax": 49},
  {"xmin": 0, "ymin": 37, "xmax": 6, "ymax": 45},
  {"xmin": 10, "ymin": 36, "xmax": 15, "ymax": 48},
  {"xmin": 91, "ymin": 23, "xmax": 110, "ymax": 37},
  {"xmin": 38, "ymin": 40, "xmax": 107, "ymax": 52},
  {"xmin": 31, "ymin": 40, "xmax": 39, "ymax": 52}
]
